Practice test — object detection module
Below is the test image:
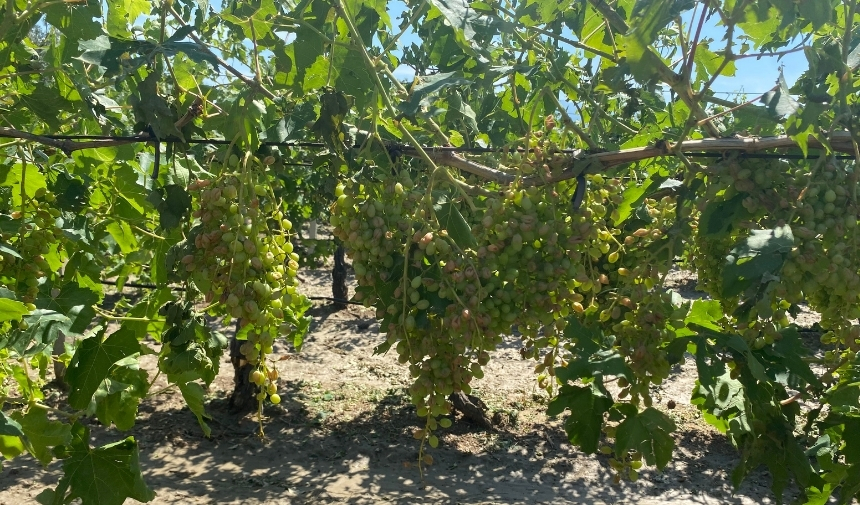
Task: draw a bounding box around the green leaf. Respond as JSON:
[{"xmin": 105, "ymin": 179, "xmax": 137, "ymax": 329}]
[
  {"xmin": 267, "ymin": 101, "xmax": 318, "ymax": 142},
  {"xmin": 105, "ymin": 0, "xmax": 150, "ymax": 37},
  {"xmin": 399, "ymin": 72, "xmax": 472, "ymax": 116},
  {"xmin": 434, "ymin": 201, "xmax": 477, "ymax": 250},
  {"xmin": 615, "ymin": 407, "xmax": 676, "ymax": 469},
  {"xmin": 0, "ymin": 434, "xmax": 25, "ymax": 460},
  {"xmin": 763, "ymin": 327, "xmax": 819, "ymax": 389},
  {"xmin": 613, "ymin": 174, "xmax": 667, "ymax": 226},
  {"xmin": 106, "ymin": 221, "xmax": 139, "ymax": 254},
  {"xmin": 797, "ymin": 0, "xmax": 831, "ymax": 30},
  {"xmin": 721, "ymin": 225, "xmax": 793, "ymax": 298},
  {"xmin": 546, "ymin": 383, "xmax": 612, "ymax": 453},
  {"xmin": 0, "ymin": 163, "xmax": 48, "ymax": 207},
  {"xmin": 92, "ymin": 357, "xmax": 149, "ymax": 431},
  {"xmin": 691, "ymin": 370, "xmax": 749, "ymax": 435},
  {"xmin": 38, "ymin": 281, "xmax": 100, "ymax": 335},
  {"xmin": 0, "ymin": 412, "xmax": 24, "ymax": 437},
  {"xmin": 555, "ymin": 349, "xmax": 632, "ymax": 383},
  {"xmin": 146, "ymin": 184, "xmax": 192, "ymax": 230},
  {"xmin": 129, "ymin": 72, "xmax": 182, "ymax": 140},
  {"xmin": 761, "ymin": 70, "xmax": 800, "ymax": 118},
  {"xmin": 684, "ymin": 300, "xmax": 723, "ymax": 331},
  {"xmin": 0, "ymin": 310, "xmax": 72, "ymax": 357},
  {"xmin": 0, "ymin": 298, "xmax": 29, "ymax": 322},
  {"xmin": 699, "ymin": 193, "xmax": 753, "ymax": 237},
  {"xmin": 427, "ymin": 0, "xmax": 483, "ymax": 42},
  {"xmin": 45, "ymin": 422, "xmax": 154, "ymax": 505},
  {"xmin": 177, "ymin": 378, "xmax": 211, "ymax": 437},
  {"xmin": 445, "ymin": 91, "xmax": 478, "ymax": 132},
  {"xmin": 66, "ymin": 327, "xmax": 141, "ymax": 410},
  {"xmin": 12, "ymin": 407, "xmax": 71, "ymax": 466},
  {"xmin": 627, "ymin": 0, "xmax": 693, "ymax": 49},
  {"xmin": 691, "ymin": 324, "xmax": 769, "ymax": 383}
]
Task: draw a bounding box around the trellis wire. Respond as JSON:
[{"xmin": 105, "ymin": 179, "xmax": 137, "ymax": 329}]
[{"xmin": 3, "ymin": 132, "xmax": 854, "ymax": 159}]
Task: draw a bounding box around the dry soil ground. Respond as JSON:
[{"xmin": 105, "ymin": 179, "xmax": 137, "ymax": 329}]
[{"xmin": 0, "ymin": 267, "xmax": 823, "ymax": 505}]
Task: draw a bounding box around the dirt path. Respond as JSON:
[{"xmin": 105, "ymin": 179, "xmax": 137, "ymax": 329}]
[{"xmin": 0, "ymin": 268, "xmax": 803, "ymax": 504}]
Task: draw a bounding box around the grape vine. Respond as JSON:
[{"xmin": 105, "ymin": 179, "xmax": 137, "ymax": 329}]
[{"xmin": 0, "ymin": 0, "xmax": 859, "ymax": 503}]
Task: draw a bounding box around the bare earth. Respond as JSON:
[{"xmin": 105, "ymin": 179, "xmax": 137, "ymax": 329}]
[{"xmin": 0, "ymin": 268, "xmax": 818, "ymax": 505}]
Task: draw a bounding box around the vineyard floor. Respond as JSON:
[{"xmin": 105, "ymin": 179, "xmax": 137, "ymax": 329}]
[{"xmin": 0, "ymin": 267, "xmax": 821, "ymax": 505}]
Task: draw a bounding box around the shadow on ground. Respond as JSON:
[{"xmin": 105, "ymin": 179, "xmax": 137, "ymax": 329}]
[{"xmin": 0, "ymin": 383, "xmax": 785, "ymax": 505}]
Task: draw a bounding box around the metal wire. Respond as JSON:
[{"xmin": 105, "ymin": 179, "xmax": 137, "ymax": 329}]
[{"xmin": 10, "ymin": 132, "xmax": 854, "ymax": 158}]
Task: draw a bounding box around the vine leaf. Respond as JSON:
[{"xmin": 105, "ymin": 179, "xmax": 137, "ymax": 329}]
[
  {"xmin": 267, "ymin": 102, "xmax": 318, "ymax": 142},
  {"xmin": 621, "ymin": 0, "xmax": 692, "ymax": 80},
  {"xmin": 0, "ymin": 163, "xmax": 48, "ymax": 207},
  {"xmin": 721, "ymin": 225, "xmax": 793, "ymax": 298},
  {"xmin": 398, "ymin": 72, "xmax": 472, "ymax": 116},
  {"xmin": 146, "ymin": 184, "xmax": 192, "ymax": 230},
  {"xmin": 39, "ymin": 281, "xmax": 100, "ymax": 335},
  {"xmin": 434, "ymin": 201, "xmax": 477, "ymax": 250},
  {"xmin": 130, "ymin": 72, "xmax": 182, "ymax": 140},
  {"xmin": 66, "ymin": 327, "xmax": 141, "ymax": 410},
  {"xmin": 0, "ymin": 412, "xmax": 23, "ymax": 437},
  {"xmin": 691, "ymin": 370, "xmax": 750, "ymax": 435},
  {"xmin": 762, "ymin": 327, "xmax": 819, "ymax": 389},
  {"xmin": 3, "ymin": 310, "xmax": 72, "ymax": 357},
  {"xmin": 427, "ymin": 0, "xmax": 483, "ymax": 42},
  {"xmin": 311, "ymin": 90, "xmax": 354, "ymax": 158},
  {"xmin": 11, "ymin": 407, "xmax": 72, "ymax": 466},
  {"xmin": 614, "ymin": 405, "xmax": 677, "ymax": 470},
  {"xmin": 105, "ymin": 0, "xmax": 150, "ymax": 37},
  {"xmin": 92, "ymin": 356, "xmax": 149, "ymax": 431},
  {"xmin": 37, "ymin": 422, "xmax": 154, "ymax": 505},
  {"xmin": 556, "ymin": 349, "xmax": 632, "ymax": 382},
  {"xmin": 546, "ymin": 383, "xmax": 612, "ymax": 454},
  {"xmin": 699, "ymin": 193, "xmax": 753, "ymax": 237},
  {"xmin": 0, "ymin": 435, "xmax": 25, "ymax": 460},
  {"xmin": 0, "ymin": 298, "xmax": 29, "ymax": 323},
  {"xmin": 613, "ymin": 174, "xmax": 667, "ymax": 226},
  {"xmin": 761, "ymin": 71, "xmax": 800, "ymax": 119},
  {"xmin": 175, "ymin": 373, "xmax": 212, "ymax": 437}
]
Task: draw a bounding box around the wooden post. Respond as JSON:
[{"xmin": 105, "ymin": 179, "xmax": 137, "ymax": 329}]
[{"xmin": 332, "ymin": 242, "xmax": 348, "ymax": 311}]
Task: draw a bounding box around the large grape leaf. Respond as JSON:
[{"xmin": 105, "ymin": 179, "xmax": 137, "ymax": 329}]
[
  {"xmin": 614, "ymin": 406, "xmax": 676, "ymax": 470},
  {"xmin": 146, "ymin": 184, "xmax": 192, "ymax": 230},
  {"xmin": 761, "ymin": 71, "xmax": 800, "ymax": 118},
  {"xmin": 699, "ymin": 193, "xmax": 754, "ymax": 237},
  {"xmin": 176, "ymin": 374, "xmax": 212, "ymax": 438},
  {"xmin": 721, "ymin": 225, "xmax": 793, "ymax": 299},
  {"xmin": 38, "ymin": 281, "xmax": 100, "ymax": 335},
  {"xmin": 555, "ymin": 349, "xmax": 632, "ymax": 383},
  {"xmin": 427, "ymin": 0, "xmax": 485, "ymax": 42},
  {"xmin": 434, "ymin": 200, "xmax": 477, "ymax": 250},
  {"xmin": 0, "ymin": 298, "xmax": 29, "ymax": 323},
  {"xmin": 92, "ymin": 356, "xmax": 149, "ymax": 431},
  {"xmin": 546, "ymin": 383, "xmax": 613, "ymax": 453},
  {"xmin": 0, "ymin": 310, "xmax": 70, "ymax": 356},
  {"xmin": 613, "ymin": 174, "xmax": 667, "ymax": 226},
  {"xmin": 11, "ymin": 407, "xmax": 71, "ymax": 466},
  {"xmin": 398, "ymin": 72, "xmax": 472, "ymax": 116},
  {"xmin": 0, "ymin": 412, "xmax": 23, "ymax": 437},
  {"xmin": 37, "ymin": 422, "xmax": 153, "ymax": 505},
  {"xmin": 66, "ymin": 327, "xmax": 141, "ymax": 410},
  {"xmin": 0, "ymin": 163, "xmax": 47, "ymax": 207}
]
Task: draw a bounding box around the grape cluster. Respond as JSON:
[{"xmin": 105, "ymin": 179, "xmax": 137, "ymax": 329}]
[
  {"xmin": 689, "ymin": 157, "xmax": 860, "ymax": 352},
  {"xmin": 331, "ymin": 147, "xmax": 690, "ymax": 456},
  {"xmin": 0, "ymin": 188, "xmax": 63, "ymax": 305},
  {"xmin": 182, "ymin": 155, "xmax": 308, "ymax": 405}
]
